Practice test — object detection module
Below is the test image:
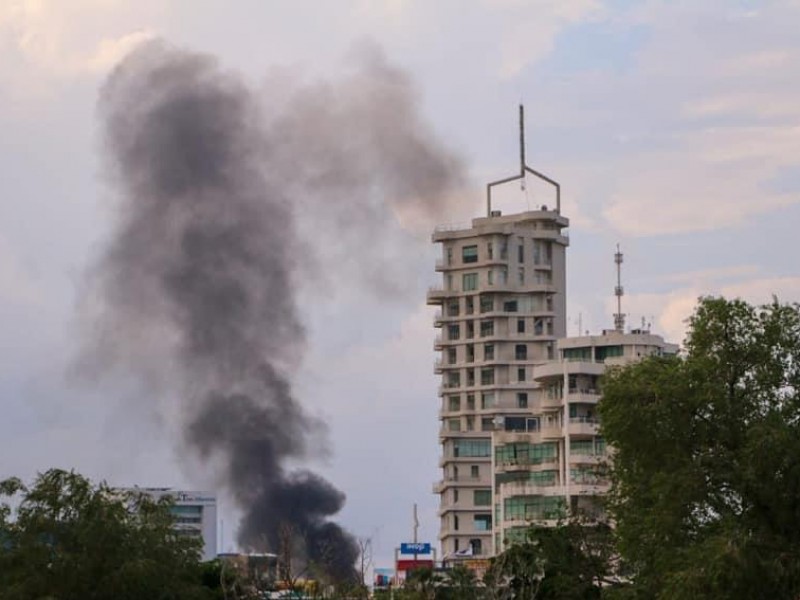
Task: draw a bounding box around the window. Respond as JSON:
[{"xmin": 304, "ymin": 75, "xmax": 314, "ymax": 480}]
[
  {"xmin": 466, "ymin": 321, "xmax": 475, "ymax": 339},
  {"xmin": 503, "ymin": 496, "xmax": 565, "ymax": 522},
  {"xmin": 465, "ymin": 296, "xmax": 474, "ymax": 314},
  {"xmin": 504, "ymin": 300, "xmax": 518, "ymax": 312},
  {"xmin": 500, "ymin": 267, "xmax": 508, "ymax": 284},
  {"xmin": 453, "ymin": 489, "xmax": 459, "ymax": 503},
  {"xmin": 546, "ymin": 295, "xmax": 554, "ymax": 311},
  {"xmin": 505, "ymin": 416, "xmax": 526, "ymax": 432},
  {"xmin": 448, "ymin": 371, "xmax": 461, "ymax": 388},
  {"xmin": 480, "ymin": 295, "xmax": 494, "ymax": 313},
  {"xmin": 487, "ymin": 270, "xmax": 494, "ymax": 285},
  {"xmin": 517, "ymin": 319, "xmax": 525, "ymax": 333},
  {"xmin": 471, "ymin": 465, "xmax": 480, "ymax": 479},
  {"xmin": 454, "ymin": 515, "xmax": 460, "ymax": 531},
  {"xmin": 517, "ymin": 238, "xmax": 524, "ymax": 262},
  {"xmin": 517, "ymin": 393, "xmax": 528, "ymax": 408},
  {"xmin": 448, "ymin": 324, "xmax": 460, "ymax": 340},
  {"xmin": 448, "ymin": 418, "xmax": 461, "ymax": 432},
  {"xmin": 466, "ymin": 369, "xmax": 475, "ymax": 386},
  {"xmin": 515, "ymin": 344, "xmax": 527, "ymax": 360},
  {"xmin": 454, "ymin": 439, "xmax": 491, "ymax": 457},
  {"xmin": 474, "ymin": 490, "xmax": 492, "ymax": 506},
  {"xmin": 470, "ymin": 539, "xmax": 483, "ymax": 555},
  {"xmin": 446, "ymin": 247, "xmax": 453, "ymax": 266},
  {"xmin": 481, "ymin": 392, "xmax": 495, "ymax": 409},
  {"xmin": 447, "ymin": 299, "xmax": 459, "ymax": 316},
  {"xmin": 500, "ymin": 240, "xmax": 508, "ymax": 260},
  {"xmin": 466, "ymin": 416, "xmax": 474, "ymax": 431},
  {"xmin": 454, "ymin": 539, "xmax": 459, "ymax": 552},
  {"xmin": 596, "ymin": 345, "xmax": 624, "ymax": 361},
  {"xmin": 447, "ymin": 347, "xmax": 457, "ymax": 364},
  {"xmin": 480, "ymin": 320, "xmax": 495, "ymax": 337},
  {"xmin": 547, "ymin": 342, "xmax": 555, "ymax": 360},
  {"xmin": 517, "ymin": 367, "xmax": 525, "ymax": 382},
  {"xmin": 466, "ymin": 344, "xmax": 475, "ymax": 363},
  {"xmin": 474, "ymin": 514, "xmax": 492, "ymax": 531},
  {"xmin": 487, "ymin": 242, "xmax": 494, "ymax": 259},
  {"xmin": 466, "ymin": 394, "xmax": 475, "ymax": 410},
  {"xmin": 463, "ymin": 273, "xmax": 478, "ymax": 291},
  {"xmin": 518, "ymin": 267, "xmax": 524, "ymax": 284},
  {"xmin": 484, "ymin": 344, "xmax": 495, "ymax": 360},
  {"xmin": 446, "ymin": 273, "xmax": 453, "ymax": 290},
  {"xmin": 462, "ymin": 245, "xmax": 478, "ymax": 263},
  {"xmin": 448, "ymin": 396, "xmax": 461, "ymax": 411},
  {"xmin": 534, "ymin": 318, "xmax": 544, "ymax": 336},
  {"xmin": 480, "ymin": 368, "xmax": 495, "ymax": 386}
]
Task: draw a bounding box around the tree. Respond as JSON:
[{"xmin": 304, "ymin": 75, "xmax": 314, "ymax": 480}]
[
  {"xmin": 0, "ymin": 469, "xmax": 212, "ymax": 600},
  {"xmin": 600, "ymin": 297, "xmax": 800, "ymax": 599},
  {"xmin": 483, "ymin": 519, "xmax": 615, "ymax": 599}
]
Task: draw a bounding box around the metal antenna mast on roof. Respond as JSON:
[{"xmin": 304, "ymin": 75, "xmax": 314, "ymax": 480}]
[
  {"xmin": 486, "ymin": 104, "xmax": 561, "ymax": 216},
  {"xmin": 614, "ymin": 244, "xmax": 625, "ymax": 332}
]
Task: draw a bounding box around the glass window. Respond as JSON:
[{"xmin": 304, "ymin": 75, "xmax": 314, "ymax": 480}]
[
  {"xmin": 480, "ymin": 368, "xmax": 494, "ymax": 385},
  {"xmin": 470, "ymin": 538, "xmax": 483, "ymax": 555},
  {"xmin": 471, "ymin": 465, "xmax": 480, "ymax": 479},
  {"xmin": 517, "ymin": 393, "xmax": 528, "ymax": 408},
  {"xmin": 517, "ymin": 238, "xmax": 524, "ymax": 262},
  {"xmin": 517, "ymin": 367, "xmax": 525, "ymax": 382},
  {"xmin": 448, "ymin": 324, "xmax": 460, "ymax": 340},
  {"xmin": 484, "ymin": 344, "xmax": 494, "ymax": 360},
  {"xmin": 473, "ymin": 514, "xmax": 492, "ymax": 531},
  {"xmin": 481, "ymin": 393, "xmax": 495, "ymax": 409},
  {"xmin": 487, "ymin": 242, "xmax": 493, "ymax": 259},
  {"xmin": 454, "ymin": 439, "xmax": 490, "ymax": 457},
  {"xmin": 447, "ymin": 347, "xmax": 457, "ymax": 364},
  {"xmin": 463, "ymin": 273, "xmax": 478, "ymax": 291},
  {"xmin": 465, "ymin": 296, "xmax": 474, "ymax": 314},
  {"xmin": 515, "ymin": 344, "xmax": 527, "ymax": 360},
  {"xmin": 481, "ymin": 320, "xmax": 495, "ymax": 337},
  {"xmin": 462, "ymin": 245, "xmax": 478, "ymax": 263},
  {"xmin": 448, "ymin": 418, "xmax": 461, "ymax": 432},
  {"xmin": 518, "ymin": 267, "xmax": 524, "ymax": 284},
  {"xmin": 500, "ymin": 240, "xmax": 508, "ymax": 260},
  {"xmin": 466, "ymin": 345, "xmax": 475, "ymax": 363},
  {"xmin": 480, "ymin": 295, "xmax": 494, "ymax": 313},
  {"xmin": 504, "ymin": 300, "xmax": 518, "ymax": 312},
  {"xmin": 474, "ymin": 490, "xmax": 492, "ymax": 506},
  {"xmin": 481, "ymin": 417, "xmax": 494, "ymax": 431},
  {"xmin": 447, "ymin": 371, "xmax": 461, "ymax": 388},
  {"xmin": 487, "ymin": 270, "xmax": 494, "ymax": 285},
  {"xmin": 447, "ymin": 299, "xmax": 460, "ymax": 316},
  {"xmin": 517, "ymin": 319, "xmax": 525, "ymax": 333},
  {"xmin": 448, "ymin": 396, "xmax": 461, "ymax": 411}
]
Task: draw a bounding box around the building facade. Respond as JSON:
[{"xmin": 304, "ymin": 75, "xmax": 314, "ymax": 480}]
[
  {"xmin": 492, "ymin": 330, "xmax": 678, "ymax": 550},
  {"xmin": 428, "ymin": 209, "xmax": 570, "ymax": 560},
  {"xmin": 131, "ymin": 488, "xmax": 218, "ymax": 561}
]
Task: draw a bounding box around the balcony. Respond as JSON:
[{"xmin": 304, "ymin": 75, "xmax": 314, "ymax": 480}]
[
  {"xmin": 569, "ymin": 482, "xmax": 611, "ymax": 496},
  {"xmin": 496, "ymin": 456, "xmax": 558, "ymax": 472},
  {"xmin": 567, "ymin": 417, "xmax": 600, "ymax": 436},
  {"xmin": 569, "ymin": 452, "xmax": 607, "ymax": 465},
  {"xmin": 500, "ymin": 481, "xmax": 564, "ymax": 498},
  {"xmin": 540, "ymin": 394, "xmax": 563, "ymax": 409},
  {"xmin": 427, "ymin": 286, "xmax": 449, "ymax": 305},
  {"xmin": 565, "ymin": 388, "xmax": 601, "ymax": 404}
]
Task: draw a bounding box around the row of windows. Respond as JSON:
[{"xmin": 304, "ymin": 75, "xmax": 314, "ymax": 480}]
[
  {"xmin": 452, "ymin": 513, "xmax": 493, "ymax": 532},
  {"xmin": 445, "ymin": 240, "xmax": 554, "ymax": 267},
  {"xmin": 444, "ymin": 366, "xmax": 529, "ymax": 389},
  {"xmin": 503, "ymin": 496, "xmax": 566, "ymax": 521},
  {"xmin": 495, "ymin": 442, "xmax": 558, "ymax": 465},
  {"xmin": 496, "ymin": 470, "xmax": 559, "ymax": 487},
  {"xmin": 453, "ymin": 439, "xmax": 491, "ymax": 457},
  {"xmin": 446, "ymin": 392, "xmax": 529, "ymax": 413},
  {"xmin": 446, "ymin": 295, "xmax": 555, "ymax": 317},
  {"xmin": 446, "ymin": 318, "xmax": 554, "ymax": 341},
  {"xmin": 450, "ymin": 269, "xmax": 553, "ymax": 292},
  {"xmin": 450, "ymin": 488, "xmax": 492, "ymax": 506}
]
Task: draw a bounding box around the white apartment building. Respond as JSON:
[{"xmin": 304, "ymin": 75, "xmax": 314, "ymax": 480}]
[
  {"xmin": 492, "ymin": 330, "xmax": 678, "ymax": 550},
  {"xmin": 428, "ymin": 208, "xmax": 570, "ymax": 561},
  {"xmin": 130, "ymin": 488, "xmax": 218, "ymax": 561}
]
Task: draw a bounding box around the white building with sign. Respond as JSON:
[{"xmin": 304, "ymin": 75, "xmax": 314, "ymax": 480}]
[{"xmin": 129, "ymin": 488, "xmax": 218, "ymax": 561}]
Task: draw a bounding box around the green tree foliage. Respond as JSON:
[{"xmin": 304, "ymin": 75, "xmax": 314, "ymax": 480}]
[
  {"xmin": 484, "ymin": 520, "xmax": 615, "ymax": 599},
  {"xmin": 600, "ymin": 297, "xmax": 800, "ymax": 599},
  {"xmin": 0, "ymin": 469, "xmax": 214, "ymax": 600}
]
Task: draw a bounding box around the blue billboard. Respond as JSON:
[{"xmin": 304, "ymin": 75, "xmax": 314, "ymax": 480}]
[{"xmin": 400, "ymin": 542, "xmax": 432, "ymax": 555}]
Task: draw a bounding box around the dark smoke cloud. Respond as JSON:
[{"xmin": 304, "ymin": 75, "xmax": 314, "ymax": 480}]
[{"xmin": 85, "ymin": 39, "xmax": 466, "ymax": 580}]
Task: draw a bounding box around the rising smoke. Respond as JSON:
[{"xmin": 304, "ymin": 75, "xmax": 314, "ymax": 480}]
[{"xmin": 87, "ymin": 39, "xmax": 465, "ymax": 580}]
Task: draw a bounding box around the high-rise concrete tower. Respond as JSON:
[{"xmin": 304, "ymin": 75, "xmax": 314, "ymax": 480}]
[{"xmin": 427, "ymin": 107, "xmax": 569, "ymax": 561}]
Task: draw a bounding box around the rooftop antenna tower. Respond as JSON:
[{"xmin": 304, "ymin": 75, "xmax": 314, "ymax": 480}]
[
  {"xmin": 614, "ymin": 244, "xmax": 625, "ymax": 332},
  {"xmin": 486, "ymin": 105, "xmax": 561, "ymax": 216}
]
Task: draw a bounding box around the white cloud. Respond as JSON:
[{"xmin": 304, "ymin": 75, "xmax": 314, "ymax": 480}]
[{"xmin": 0, "ymin": 0, "xmax": 158, "ymax": 78}]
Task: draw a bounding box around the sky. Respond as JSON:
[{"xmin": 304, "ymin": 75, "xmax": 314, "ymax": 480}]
[{"xmin": 1, "ymin": 0, "xmax": 800, "ymax": 568}]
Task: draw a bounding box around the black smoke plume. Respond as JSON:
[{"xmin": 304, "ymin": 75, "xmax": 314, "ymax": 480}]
[{"xmin": 87, "ymin": 40, "xmax": 465, "ymax": 580}]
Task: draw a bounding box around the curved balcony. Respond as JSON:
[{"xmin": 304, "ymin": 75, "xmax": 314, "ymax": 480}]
[{"xmin": 567, "ymin": 418, "xmax": 600, "ymax": 437}]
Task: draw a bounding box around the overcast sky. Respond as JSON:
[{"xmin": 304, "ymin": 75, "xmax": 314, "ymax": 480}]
[{"xmin": 1, "ymin": 0, "xmax": 799, "ymax": 567}]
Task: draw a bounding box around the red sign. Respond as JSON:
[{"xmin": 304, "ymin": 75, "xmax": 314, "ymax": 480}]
[{"xmin": 396, "ymin": 559, "xmax": 434, "ymax": 571}]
